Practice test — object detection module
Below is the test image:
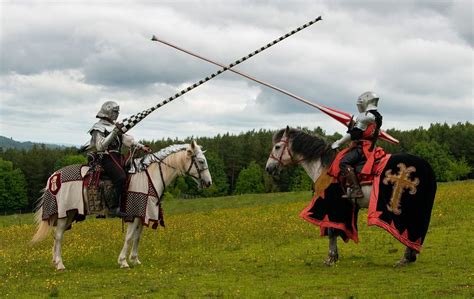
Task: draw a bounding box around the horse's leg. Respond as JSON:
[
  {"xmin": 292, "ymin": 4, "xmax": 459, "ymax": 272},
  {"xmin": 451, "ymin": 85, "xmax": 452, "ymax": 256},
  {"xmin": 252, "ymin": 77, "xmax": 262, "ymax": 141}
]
[
  {"xmin": 324, "ymin": 228, "xmax": 339, "ymax": 266},
  {"xmin": 395, "ymin": 247, "xmax": 418, "ymax": 267},
  {"xmin": 48, "ymin": 216, "xmax": 58, "ymax": 263},
  {"xmin": 129, "ymin": 218, "xmax": 143, "ymax": 265},
  {"xmin": 53, "ymin": 218, "xmax": 68, "ymax": 270},
  {"xmin": 118, "ymin": 219, "xmax": 137, "ymax": 268},
  {"xmin": 52, "ymin": 212, "xmax": 76, "ymax": 270}
]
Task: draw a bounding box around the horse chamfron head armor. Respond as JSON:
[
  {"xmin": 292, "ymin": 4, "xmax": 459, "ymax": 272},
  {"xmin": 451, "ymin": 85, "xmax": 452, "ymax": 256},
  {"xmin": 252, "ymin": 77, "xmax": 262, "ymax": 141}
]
[
  {"xmin": 356, "ymin": 91, "xmax": 379, "ymax": 113},
  {"xmin": 96, "ymin": 101, "xmax": 120, "ymax": 121}
]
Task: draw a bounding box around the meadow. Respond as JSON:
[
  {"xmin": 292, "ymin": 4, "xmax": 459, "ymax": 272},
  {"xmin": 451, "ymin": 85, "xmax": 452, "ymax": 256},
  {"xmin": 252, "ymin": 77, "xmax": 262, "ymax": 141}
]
[{"xmin": 0, "ymin": 181, "xmax": 473, "ymax": 298}]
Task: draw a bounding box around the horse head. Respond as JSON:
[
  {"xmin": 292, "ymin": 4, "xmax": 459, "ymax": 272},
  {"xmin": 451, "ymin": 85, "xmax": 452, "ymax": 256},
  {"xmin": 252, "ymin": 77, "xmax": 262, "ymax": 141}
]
[
  {"xmin": 265, "ymin": 126, "xmax": 335, "ymax": 177},
  {"xmin": 266, "ymin": 126, "xmax": 298, "ymax": 175},
  {"xmin": 184, "ymin": 140, "xmax": 212, "ymax": 189}
]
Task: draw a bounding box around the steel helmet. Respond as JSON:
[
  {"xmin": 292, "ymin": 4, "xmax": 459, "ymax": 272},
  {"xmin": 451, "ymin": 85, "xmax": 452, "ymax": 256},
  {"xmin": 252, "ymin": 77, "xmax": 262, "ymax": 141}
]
[
  {"xmin": 356, "ymin": 91, "xmax": 379, "ymax": 113},
  {"xmin": 96, "ymin": 101, "xmax": 120, "ymax": 121}
]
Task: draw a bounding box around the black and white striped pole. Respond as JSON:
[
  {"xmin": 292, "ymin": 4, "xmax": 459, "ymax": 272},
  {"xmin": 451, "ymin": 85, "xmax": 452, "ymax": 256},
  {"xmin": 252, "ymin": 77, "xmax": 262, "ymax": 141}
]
[
  {"xmin": 149, "ymin": 33, "xmax": 349, "ymax": 124},
  {"xmin": 150, "ymin": 35, "xmax": 400, "ymax": 144},
  {"xmin": 117, "ymin": 16, "xmax": 322, "ymax": 133}
]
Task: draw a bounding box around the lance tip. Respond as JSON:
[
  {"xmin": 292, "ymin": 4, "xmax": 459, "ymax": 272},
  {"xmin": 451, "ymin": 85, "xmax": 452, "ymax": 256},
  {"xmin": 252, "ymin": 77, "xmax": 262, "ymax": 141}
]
[{"xmin": 151, "ymin": 35, "xmax": 158, "ymax": 41}]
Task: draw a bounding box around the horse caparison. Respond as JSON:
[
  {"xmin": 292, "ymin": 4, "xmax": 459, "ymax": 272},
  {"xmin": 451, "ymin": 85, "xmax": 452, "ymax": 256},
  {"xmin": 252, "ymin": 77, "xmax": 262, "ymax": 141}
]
[
  {"xmin": 31, "ymin": 141, "xmax": 212, "ymax": 270},
  {"xmin": 266, "ymin": 127, "xmax": 436, "ymax": 267}
]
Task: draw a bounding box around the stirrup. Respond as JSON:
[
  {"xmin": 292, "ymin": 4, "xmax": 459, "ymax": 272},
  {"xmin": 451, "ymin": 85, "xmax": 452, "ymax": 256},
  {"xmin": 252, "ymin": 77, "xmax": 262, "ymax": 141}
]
[
  {"xmin": 342, "ymin": 187, "xmax": 364, "ymax": 199},
  {"xmin": 107, "ymin": 207, "xmax": 127, "ymax": 218}
]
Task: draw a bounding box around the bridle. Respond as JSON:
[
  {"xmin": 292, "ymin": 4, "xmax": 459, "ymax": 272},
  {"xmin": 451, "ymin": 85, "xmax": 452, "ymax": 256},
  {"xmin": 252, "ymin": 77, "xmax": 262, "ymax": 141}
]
[
  {"xmin": 185, "ymin": 153, "xmax": 209, "ymax": 187},
  {"xmin": 149, "ymin": 149, "xmax": 208, "ymax": 190},
  {"xmin": 268, "ymin": 137, "xmax": 304, "ymax": 166}
]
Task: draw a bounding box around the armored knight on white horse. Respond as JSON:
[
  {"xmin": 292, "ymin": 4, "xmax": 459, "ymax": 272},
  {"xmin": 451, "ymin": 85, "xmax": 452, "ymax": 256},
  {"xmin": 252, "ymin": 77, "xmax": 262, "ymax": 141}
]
[
  {"xmin": 83, "ymin": 101, "xmax": 152, "ymax": 218},
  {"xmin": 32, "ymin": 101, "xmax": 212, "ymax": 270}
]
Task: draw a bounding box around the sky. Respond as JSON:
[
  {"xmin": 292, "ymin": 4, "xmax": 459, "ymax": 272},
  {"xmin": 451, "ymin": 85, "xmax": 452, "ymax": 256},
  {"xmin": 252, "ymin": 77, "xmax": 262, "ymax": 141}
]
[{"xmin": 0, "ymin": 0, "xmax": 472, "ymax": 145}]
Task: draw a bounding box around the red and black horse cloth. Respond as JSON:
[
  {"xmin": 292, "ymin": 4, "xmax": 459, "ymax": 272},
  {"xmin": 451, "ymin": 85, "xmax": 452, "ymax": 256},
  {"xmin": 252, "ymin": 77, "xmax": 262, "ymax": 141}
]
[{"xmin": 301, "ymin": 153, "xmax": 436, "ymax": 251}]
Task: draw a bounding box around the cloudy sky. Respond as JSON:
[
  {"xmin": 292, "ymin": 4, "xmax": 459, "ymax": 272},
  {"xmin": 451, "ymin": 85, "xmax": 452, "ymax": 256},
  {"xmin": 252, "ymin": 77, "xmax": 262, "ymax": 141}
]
[{"xmin": 0, "ymin": 0, "xmax": 472, "ymax": 145}]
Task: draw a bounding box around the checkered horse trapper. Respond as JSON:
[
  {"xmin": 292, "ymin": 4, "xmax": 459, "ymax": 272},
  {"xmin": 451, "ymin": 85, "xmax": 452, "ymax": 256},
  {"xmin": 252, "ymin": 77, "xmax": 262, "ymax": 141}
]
[
  {"xmin": 124, "ymin": 145, "xmax": 190, "ymax": 228},
  {"xmin": 41, "ymin": 164, "xmax": 87, "ymax": 222}
]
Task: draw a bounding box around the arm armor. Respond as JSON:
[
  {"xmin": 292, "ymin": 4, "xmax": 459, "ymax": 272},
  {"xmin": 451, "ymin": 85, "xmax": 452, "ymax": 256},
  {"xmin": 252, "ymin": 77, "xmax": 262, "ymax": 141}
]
[
  {"xmin": 331, "ymin": 133, "xmax": 352, "ymax": 149},
  {"xmin": 122, "ymin": 134, "xmax": 145, "ymax": 149},
  {"xmin": 91, "ymin": 129, "xmax": 119, "ymax": 152},
  {"xmin": 354, "ymin": 112, "xmax": 376, "ymax": 131}
]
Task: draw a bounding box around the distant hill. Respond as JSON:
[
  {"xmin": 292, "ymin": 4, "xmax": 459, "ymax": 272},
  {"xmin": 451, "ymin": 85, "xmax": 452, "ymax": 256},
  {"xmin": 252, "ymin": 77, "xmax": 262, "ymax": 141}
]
[{"xmin": 0, "ymin": 136, "xmax": 73, "ymax": 150}]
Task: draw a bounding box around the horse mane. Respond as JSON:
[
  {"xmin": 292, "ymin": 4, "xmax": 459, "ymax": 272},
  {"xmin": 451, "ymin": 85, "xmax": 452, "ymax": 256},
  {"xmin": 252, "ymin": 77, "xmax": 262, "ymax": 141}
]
[
  {"xmin": 273, "ymin": 128, "xmax": 335, "ymax": 167},
  {"xmin": 158, "ymin": 147, "xmax": 188, "ymax": 175},
  {"xmin": 151, "ymin": 144, "xmax": 189, "ymax": 160},
  {"xmin": 132, "ymin": 144, "xmax": 190, "ymax": 173}
]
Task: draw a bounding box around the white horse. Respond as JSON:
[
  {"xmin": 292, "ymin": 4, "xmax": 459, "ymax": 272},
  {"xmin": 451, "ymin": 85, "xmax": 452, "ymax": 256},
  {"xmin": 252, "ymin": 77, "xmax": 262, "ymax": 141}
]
[
  {"xmin": 32, "ymin": 141, "xmax": 212, "ymax": 270},
  {"xmin": 265, "ymin": 127, "xmax": 436, "ymax": 267}
]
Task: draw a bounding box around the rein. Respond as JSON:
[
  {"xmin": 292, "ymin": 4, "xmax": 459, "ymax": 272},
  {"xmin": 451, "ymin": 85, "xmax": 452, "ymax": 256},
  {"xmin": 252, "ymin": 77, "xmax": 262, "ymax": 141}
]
[{"xmin": 149, "ymin": 152, "xmax": 172, "ymax": 197}]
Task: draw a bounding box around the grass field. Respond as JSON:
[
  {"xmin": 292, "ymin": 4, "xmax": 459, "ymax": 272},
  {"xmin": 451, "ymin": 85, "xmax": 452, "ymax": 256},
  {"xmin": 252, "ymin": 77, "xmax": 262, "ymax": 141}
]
[{"xmin": 0, "ymin": 181, "xmax": 473, "ymax": 298}]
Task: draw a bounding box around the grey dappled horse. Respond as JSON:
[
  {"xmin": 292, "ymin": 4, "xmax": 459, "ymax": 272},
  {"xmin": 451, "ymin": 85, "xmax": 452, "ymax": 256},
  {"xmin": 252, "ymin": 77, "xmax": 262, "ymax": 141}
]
[{"xmin": 265, "ymin": 127, "xmax": 436, "ymax": 267}]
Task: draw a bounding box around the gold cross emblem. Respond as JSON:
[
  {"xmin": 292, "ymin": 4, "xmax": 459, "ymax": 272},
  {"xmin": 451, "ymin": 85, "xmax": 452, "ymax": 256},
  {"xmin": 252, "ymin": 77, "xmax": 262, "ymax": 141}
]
[{"xmin": 383, "ymin": 163, "xmax": 420, "ymax": 215}]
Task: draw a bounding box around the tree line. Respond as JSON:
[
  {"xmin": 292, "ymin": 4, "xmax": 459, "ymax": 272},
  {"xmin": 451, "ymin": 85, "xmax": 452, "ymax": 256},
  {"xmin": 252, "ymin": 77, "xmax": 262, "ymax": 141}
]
[{"xmin": 0, "ymin": 122, "xmax": 472, "ymax": 212}]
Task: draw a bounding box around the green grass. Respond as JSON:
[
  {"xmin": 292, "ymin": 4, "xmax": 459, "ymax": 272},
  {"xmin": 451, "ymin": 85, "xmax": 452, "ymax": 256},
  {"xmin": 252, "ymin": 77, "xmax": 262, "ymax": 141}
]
[
  {"xmin": 0, "ymin": 181, "xmax": 473, "ymax": 298},
  {"xmin": 0, "ymin": 213, "xmax": 34, "ymax": 227}
]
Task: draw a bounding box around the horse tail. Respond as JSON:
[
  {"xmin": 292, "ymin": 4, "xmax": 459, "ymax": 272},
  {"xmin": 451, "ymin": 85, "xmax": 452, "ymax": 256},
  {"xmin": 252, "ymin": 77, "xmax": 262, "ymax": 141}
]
[
  {"xmin": 31, "ymin": 219, "xmax": 51, "ymax": 244},
  {"xmin": 31, "ymin": 189, "xmax": 52, "ymax": 244}
]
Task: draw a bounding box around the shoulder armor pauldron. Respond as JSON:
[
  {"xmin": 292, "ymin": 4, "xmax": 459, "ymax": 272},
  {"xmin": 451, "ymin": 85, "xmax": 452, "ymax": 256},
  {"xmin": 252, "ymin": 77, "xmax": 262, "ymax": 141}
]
[{"xmin": 88, "ymin": 119, "xmax": 115, "ymax": 134}]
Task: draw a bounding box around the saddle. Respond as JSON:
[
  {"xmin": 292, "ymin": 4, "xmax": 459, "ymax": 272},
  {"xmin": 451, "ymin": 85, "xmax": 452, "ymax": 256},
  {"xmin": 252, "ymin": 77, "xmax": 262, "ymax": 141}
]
[
  {"xmin": 82, "ymin": 152, "xmax": 165, "ymax": 226},
  {"xmin": 83, "ymin": 154, "xmax": 121, "ymax": 216},
  {"xmin": 328, "ymin": 145, "xmax": 387, "ymax": 187},
  {"xmin": 314, "ymin": 147, "xmax": 388, "ymax": 200}
]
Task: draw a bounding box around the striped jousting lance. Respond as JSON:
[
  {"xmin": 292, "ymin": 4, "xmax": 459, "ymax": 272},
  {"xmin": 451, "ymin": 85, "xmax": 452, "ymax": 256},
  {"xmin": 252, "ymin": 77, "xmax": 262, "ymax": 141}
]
[
  {"xmin": 150, "ymin": 34, "xmax": 399, "ymax": 144},
  {"xmin": 117, "ymin": 16, "xmax": 322, "ymax": 133}
]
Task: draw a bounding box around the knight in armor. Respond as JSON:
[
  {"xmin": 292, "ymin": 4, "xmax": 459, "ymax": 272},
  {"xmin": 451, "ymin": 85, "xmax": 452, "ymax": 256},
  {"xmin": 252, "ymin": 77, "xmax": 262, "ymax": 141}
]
[
  {"xmin": 87, "ymin": 101, "xmax": 151, "ymax": 218},
  {"xmin": 330, "ymin": 91, "xmax": 383, "ymax": 199}
]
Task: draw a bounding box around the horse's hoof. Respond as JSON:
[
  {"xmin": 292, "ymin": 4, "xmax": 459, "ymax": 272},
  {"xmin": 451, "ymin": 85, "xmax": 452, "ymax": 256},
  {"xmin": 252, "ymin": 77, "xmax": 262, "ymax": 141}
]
[
  {"xmin": 394, "ymin": 258, "xmax": 410, "ymax": 267},
  {"xmin": 324, "ymin": 255, "xmax": 338, "ymax": 267},
  {"xmin": 394, "ymin": 252, "xmax": 417, "ymax": 267},
  {"xmin": 119, "ymin": 260, "xmax": 130, "ymax": 268},
  {"xmin": 56, "ymin": 263, "xmax": 66, "ymax": 271},
  {"xmin": 324, "ymin": 259, "xmax": 335, "ymax": 267},
  {"xmin": 118, "ymin": 257, "xmax": 130, "ymax": 268},
  {"xmin": 393, "ymin": 259, "xmax": 408, "ymax": 268},
  {"xmin": 129, "ymin": 257, "xmax": 141, "ymax": 265}
]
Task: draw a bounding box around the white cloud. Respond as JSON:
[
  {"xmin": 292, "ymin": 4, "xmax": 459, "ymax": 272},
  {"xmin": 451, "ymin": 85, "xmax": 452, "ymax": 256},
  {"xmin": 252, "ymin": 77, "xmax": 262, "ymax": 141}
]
[{"xmin": 0, "ymin": 0, "xmax": 472, "ymax": 145}]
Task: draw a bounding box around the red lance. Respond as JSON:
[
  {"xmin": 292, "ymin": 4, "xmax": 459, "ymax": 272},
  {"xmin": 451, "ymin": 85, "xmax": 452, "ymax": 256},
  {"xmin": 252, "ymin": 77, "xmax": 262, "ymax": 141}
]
[
  {"xmin": 150, "ymin": 36, "xmax": 399, "ymax": 144},
  {"xmin": 116, "ymin": 17, "xmax": 322, "ymax": 133}
]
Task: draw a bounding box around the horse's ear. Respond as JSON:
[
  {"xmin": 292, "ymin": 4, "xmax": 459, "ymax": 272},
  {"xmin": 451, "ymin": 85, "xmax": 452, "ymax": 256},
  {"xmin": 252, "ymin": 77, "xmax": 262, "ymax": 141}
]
[
  {"xmin": 284, "ymin": 125, "xmax": 290, "ymax": 137},
  {"xmin": 187, "ymin": 146, "xmax": 193, "ymax": 157},
  {"xmin": 187, "ymin": 140, "xmax": 197, "ymax": 156}
]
